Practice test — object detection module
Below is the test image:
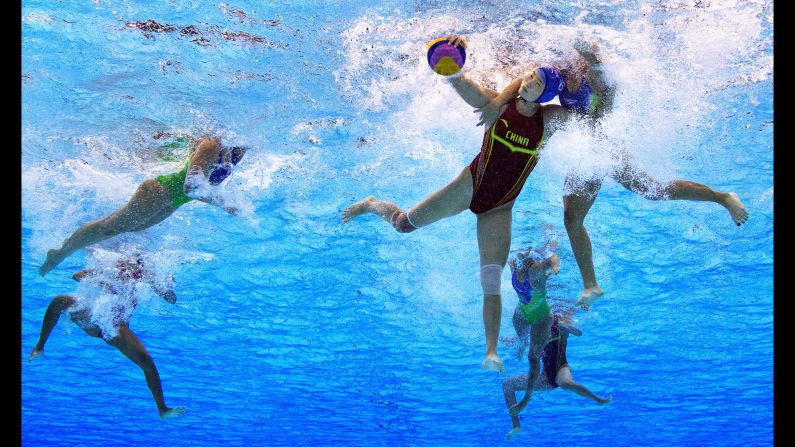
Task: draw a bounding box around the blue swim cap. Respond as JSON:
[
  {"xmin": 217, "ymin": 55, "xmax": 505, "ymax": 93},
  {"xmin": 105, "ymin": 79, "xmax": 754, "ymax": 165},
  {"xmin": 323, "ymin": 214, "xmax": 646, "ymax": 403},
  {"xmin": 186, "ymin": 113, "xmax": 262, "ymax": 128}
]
[{"xmin": 535, "ymin": 67, "xmax": 565, "ymax": 103}]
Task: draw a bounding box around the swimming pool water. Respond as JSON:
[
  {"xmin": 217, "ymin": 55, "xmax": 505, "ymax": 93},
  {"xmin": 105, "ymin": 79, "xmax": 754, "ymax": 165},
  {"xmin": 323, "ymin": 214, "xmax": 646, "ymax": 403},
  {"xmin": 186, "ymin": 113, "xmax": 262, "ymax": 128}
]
[{"xmin": 22, "ymin": 1, "xmax": 773, "ymax": 446}]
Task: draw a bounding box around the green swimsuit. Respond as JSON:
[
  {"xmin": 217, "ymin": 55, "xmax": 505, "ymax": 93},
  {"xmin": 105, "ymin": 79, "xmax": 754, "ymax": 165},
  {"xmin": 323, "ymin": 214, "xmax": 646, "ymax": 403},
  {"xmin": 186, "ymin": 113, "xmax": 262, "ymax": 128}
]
[
  {"xmin": 519, "ymin": 289, "xmax": 551, "ymax": 324},
  {"xmin": 155, "ymin": 162, "xmax": 193, "ymax": 208},
  {"xmin": 155, "ymin": 137, "xmax": 194, "ymax": 208}
]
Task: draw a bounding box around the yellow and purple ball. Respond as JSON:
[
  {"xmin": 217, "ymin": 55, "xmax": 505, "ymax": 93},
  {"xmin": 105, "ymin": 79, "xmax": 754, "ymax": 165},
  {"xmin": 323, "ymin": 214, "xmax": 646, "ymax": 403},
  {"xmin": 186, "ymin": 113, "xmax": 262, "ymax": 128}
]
[{"xmin": 426, "ymin": 37, "xmax": 466, "ymax": 76}]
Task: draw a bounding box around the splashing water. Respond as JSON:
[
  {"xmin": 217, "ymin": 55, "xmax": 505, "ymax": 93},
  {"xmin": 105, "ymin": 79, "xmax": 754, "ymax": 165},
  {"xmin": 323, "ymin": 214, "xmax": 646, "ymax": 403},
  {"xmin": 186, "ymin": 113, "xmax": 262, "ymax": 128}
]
[{"xmin": 22, "ymin": 1, "xmax": 772, "ymax": 446}]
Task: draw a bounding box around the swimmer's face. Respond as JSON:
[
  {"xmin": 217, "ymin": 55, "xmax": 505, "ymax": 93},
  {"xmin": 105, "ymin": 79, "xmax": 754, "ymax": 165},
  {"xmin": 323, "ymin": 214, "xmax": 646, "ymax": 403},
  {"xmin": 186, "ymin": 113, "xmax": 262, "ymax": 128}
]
[{"xmin": 519, "ymin": 69, "xmax": 545, "ymax": 102}]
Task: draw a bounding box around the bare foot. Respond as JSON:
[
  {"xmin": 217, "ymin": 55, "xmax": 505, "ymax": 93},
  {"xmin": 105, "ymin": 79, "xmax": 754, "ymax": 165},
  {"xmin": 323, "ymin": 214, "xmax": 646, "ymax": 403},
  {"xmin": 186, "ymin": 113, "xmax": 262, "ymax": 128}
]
[
  {"xmin": 506, "ymin": 427, "xmax": 523, "ymax": 440},
  {"xmin": 548, "ymin": 254, "xmax": 561, "ymax": 274},
  {"xmin": 481, "ymin": 355, "xmax": 504, "ymax": 373},
  {"xmin": 722, "ymin": 192, "xmax": 748, "ymax": 226},
  {"xmin": 28, "ymin": 349, "xmax": 43, "ymax": 362},
  {"xmin": 39, "ymin": 249, "xmax": 62, "ymax": 276},
  {"xmin": 159, "ymin": 406, "xmax": 186, "ymax": 419},
  {"xmin": 575, "ymin": 286, "xmax": 604, "ymax": 311},
  {"xmin": 597, "ymin": 396, "xmax": 612, "ymax": 405},
  {"xmin": 342, "ymin": 196, "xmax": 376, "ymax": 223}
]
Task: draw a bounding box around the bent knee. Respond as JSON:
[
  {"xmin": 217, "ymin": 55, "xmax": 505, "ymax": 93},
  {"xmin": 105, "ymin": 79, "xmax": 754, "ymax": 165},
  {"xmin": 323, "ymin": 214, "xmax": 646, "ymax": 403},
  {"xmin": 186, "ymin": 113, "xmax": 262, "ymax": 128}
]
[
  {"xmin": 558, "ymin": 379, "xmax": 576, "ymax": 390},
  {"xmin": 53, "ymin": 294, "xmax": 74, "ymax": 304},
  {"xmin": 390, "ymin": 211, "xmax": 417, "ymax": 233},
  {"xmin": 53, "ymin": 294, "xmax": 76, "ymax": 309}
]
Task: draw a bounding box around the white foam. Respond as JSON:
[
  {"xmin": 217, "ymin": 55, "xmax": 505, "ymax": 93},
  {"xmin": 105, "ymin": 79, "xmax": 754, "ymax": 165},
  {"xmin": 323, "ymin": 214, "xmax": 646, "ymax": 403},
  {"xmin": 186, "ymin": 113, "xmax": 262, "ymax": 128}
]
[
  {"xmin": 335, "ymin": 3, "xmax": 770, "ymax": 194},
  {"xmin": 22, "ymin": 10, "xmax": 56, "ymax": 30},
  {"xmin": 67, "ymin": 247, "xmax": 172, "ymax": 338}
]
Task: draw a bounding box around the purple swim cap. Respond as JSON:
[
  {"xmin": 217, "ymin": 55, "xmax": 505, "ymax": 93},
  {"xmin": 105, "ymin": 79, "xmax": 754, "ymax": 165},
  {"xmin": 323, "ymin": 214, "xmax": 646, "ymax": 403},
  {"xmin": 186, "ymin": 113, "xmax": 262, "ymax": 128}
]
[{"xmin": 535, "ymin": 67, "xmax": 565, "ymax": 103}]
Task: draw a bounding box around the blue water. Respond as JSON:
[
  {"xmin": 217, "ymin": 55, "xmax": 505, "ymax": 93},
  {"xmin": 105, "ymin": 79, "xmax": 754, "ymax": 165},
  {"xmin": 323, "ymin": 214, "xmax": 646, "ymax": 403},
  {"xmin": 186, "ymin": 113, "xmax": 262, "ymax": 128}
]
[{"xmin": 22, "ymin": 1, "xmax": 773, "ymax": 446}]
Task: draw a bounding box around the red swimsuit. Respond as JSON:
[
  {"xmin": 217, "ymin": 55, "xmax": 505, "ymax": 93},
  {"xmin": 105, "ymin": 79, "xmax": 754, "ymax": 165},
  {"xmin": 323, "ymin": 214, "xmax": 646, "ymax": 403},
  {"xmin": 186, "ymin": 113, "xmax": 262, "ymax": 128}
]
[{"xmin": 468, "ymin": 101, "xmax": 545, "ymax": 214}]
